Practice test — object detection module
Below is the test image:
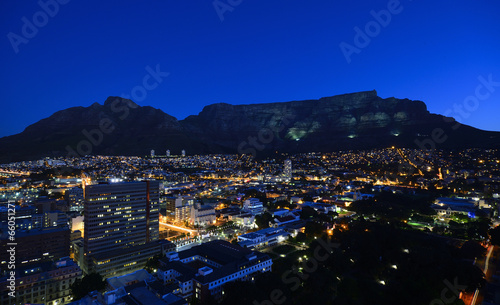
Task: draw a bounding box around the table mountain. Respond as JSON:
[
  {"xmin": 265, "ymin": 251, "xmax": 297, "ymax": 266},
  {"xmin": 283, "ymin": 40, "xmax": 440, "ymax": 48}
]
[{"xmin": 0, "ymin": 91, "xmax": 498, "ymax": 162}]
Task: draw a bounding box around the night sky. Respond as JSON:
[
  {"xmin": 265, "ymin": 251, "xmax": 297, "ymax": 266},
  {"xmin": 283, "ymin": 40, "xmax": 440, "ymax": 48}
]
[{"xmin": 1, "ymin": 0, "xmax": 500, "ymax": 137}]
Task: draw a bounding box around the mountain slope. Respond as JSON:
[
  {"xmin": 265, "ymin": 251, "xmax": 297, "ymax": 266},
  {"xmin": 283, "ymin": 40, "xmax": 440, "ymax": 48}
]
[
  {"xmin": 180, "ymin": 90, "xmax": 500, "ymax": 154},
  {"xmin": 0, "ymin": 97, "xmax": 220, "ymax": 162},
  {"xmin": 0, "ymin": 91, "xmax": 499, "ymax": 162}
]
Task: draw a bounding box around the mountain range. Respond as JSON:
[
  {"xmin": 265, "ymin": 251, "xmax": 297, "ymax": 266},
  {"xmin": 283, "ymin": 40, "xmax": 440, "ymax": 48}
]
[{"xmin": 1, "ymin": 90, "xmax": 499, "ymax": 163}]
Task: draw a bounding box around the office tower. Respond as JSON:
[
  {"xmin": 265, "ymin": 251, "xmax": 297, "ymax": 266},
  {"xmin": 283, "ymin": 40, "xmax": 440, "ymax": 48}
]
[
  {"xmin": 181, "ymin": 149, "xmax": 186, "ymax": 157},
  {"xmin": 166, "ymin": 149, "xmax": 170, "ymax": 157},
  {"xmin": 283, "ymin": 159, "xmax": 292, "ymax": 181},
  {"xmin": 83, "ymin": 181, "xmax": 160, "ymax": 278},
  {"xmin": 0, "ymin": 226, "xmax": 70, "ymax": 270},
  {"xmin": 151, "ymin": 149, "xmax": 155, "ymax": 157}
]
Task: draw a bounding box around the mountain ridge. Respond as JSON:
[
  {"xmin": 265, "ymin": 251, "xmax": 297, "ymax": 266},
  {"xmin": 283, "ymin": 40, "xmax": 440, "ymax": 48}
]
[{"xmin": 0, "ymin": 91, "xmax": 499, "ymax": 162}]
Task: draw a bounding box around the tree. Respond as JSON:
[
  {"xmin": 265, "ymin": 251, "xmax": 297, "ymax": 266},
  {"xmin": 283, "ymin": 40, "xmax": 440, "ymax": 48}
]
[
  {"xmin": 304, "ymin": 221, "xmax": 323, "ymax": 238},
  {"xmin": 466, "ymin": 218, "xmax": 491, "ymax": 240},
  {"xmin": 220, "ymin": 272, "xmax": 292, "ymax": 305},
  {"xmin": 460, "ymin": 241, "xmax": 486, "ymax": 260},
  {"xmin": 144, "ymin": 254, "xmax": 164, "ymax": 273},
  {"xmin": 302, "ymin": 195, "xmax": 314, "ymax": 202},
  {"xmin": 300, "ymin": 206, "xmax": 318, "ymax": 220},
  {"xmin": 489, "ymin": 226, "xmax": 500, "ymax": 246},
  {"xmin": 328, "ymin": 211, "xmax": 339, "ymax": 218},
  {"xmin": 294, "ymin": 232, "xmax": 307, "ymax": 243},
  {"xmin": 254, "ymin": 212, "xmax": 273, "ymax": 229},
  {"xmin": 70, "ymin": 273, "xmax": 106, "ymax": 301},
  {"xmin": 360, "ymin": 183, "xmax": 374, "ymax": 194},
  {"xmin": 455, "ymin": 213, "xmax": 470, "ymax": 222}
]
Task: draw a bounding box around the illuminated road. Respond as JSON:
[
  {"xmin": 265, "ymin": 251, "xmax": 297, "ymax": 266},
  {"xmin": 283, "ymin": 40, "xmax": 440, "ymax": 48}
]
[
  {"xmin": 394, "ymin": 148, "xmax": 424, "ymax": 175},
  {"xmin": 465, "ymin": 245, "xmax": 495, "ymax": 305},
  {"xmin": 0, "ymin": 170, "xmax": 30, "ymax": 176},
  {"xmin": 484, "ymin": 245, "xmax": 494, "ymax": 276},
  {"xmin": 159, "ymin": 222, "xmax": 197, "ymax": 234},
  {"xmin": 471, "ymin": 286, "xmax": 479, "ymax": 305}
]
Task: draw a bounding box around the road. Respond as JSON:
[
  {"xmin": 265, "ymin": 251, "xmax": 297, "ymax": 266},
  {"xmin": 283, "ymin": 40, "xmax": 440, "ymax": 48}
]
[
  {"xmin": 284, "ymin": 241, "xmax": 308, "ymax": 250},
  {"xmin": 482, "ymin": 245, "xmax": 500, "ymax": 305},
  {"xmin": 462, "ymin": 245, "xmax": 496, "ymax": 305},
  {"xmin": 0, "ymin": 169, "xmax": 30, "ymax": 176},
  {"xmin": 159, "ymin": 222, "xmax": 197, "ymax": 234}
]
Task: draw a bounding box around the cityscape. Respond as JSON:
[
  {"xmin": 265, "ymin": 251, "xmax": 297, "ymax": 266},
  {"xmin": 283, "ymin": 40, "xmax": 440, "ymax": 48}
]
[
  {"xmin": 1, "ymin": 148, "xmax": 500, "ymax": 304},
  {"xmin": 2, "ymin": 1, "xmax": 500, "ymax": 305}
]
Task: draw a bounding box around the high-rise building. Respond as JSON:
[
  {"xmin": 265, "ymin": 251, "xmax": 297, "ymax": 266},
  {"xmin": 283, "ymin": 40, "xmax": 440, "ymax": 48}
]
[
  {"xmin": 83, "ymin": 181, "xmax": 160, "ymax": 278},
  {"xmin": 0, "ymin": 205, "xmax": 40, "ymax": 230},
  {"xmin": 174, "ymin": 196, "xmax": 198, "ymax": 223},
  {"xmin": 65, "ymin": 187, "xmax": 84, "ymax": 212},
  {"xmin": 283, "ymin": 159, "xmax": 292, "ymax": 181},
  {"xmin": 151, "ymin": 149, "xmax": 155, "ymax": 157},
  {"xmin": 164, "ymin": 196, "xmax": 177, "ymax": 216},
  {"xmin": 166, "ymin": 149, "xmax": 170, "ymax": 157},
  {"xmin": 181, "ymin": 149, "xmax": 186, "ymax": 157},
  {"xmin": 0, "ymin": 226, "xmax": 70, "ymax": 270}
]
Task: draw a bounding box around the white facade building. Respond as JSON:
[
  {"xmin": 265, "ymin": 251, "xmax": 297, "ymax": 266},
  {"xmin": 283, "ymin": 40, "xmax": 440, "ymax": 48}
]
[
  {"xmin": 191, "ymin": 204, "xmax": 216, "ymax": 226},
  {"xmin": 158, "ymin": 241, "xmax": 272, "ymax": 303},
  {"xmin": 243, "ymin": 198, "xmax": 264, "ymax": 215},
  {"xmin": 283, "ymin": 159, "xmax": 292, "ymax": 181}
]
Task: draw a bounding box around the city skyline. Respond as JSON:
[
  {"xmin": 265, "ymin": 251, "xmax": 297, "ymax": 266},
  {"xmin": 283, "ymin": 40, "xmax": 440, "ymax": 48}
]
[
  {"xmin": 1, "ymin": 149, "xmax": 500, "ymax": 304},
  {"xmin": 2, "ymin": 1, "xmax": 500, "ymax": 304}
]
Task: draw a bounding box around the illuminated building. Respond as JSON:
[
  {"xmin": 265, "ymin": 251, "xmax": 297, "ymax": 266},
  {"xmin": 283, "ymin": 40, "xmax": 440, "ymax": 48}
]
[
  {"xmin": 83, "ymin": 181, "xmax": 160, "ymax": 278},
  {"xmin": 0, "ymin": 257, "xmax": 82, "ymax": 305},
  {"xmin": 158, "ymin": 240, "xmax": 272, "ymax": 303},
  {"xmin": 190, "ymin": 203, "xmax": 216, "ymax": 226},
  {"xmin": 0, "ymin": 226, "xmax": 70, "ymax": 270},
  {"xmin": 243, "ymin": 198, "xmax": 264, "ymax": 215},
  {"xmin": 283, "ymin": 159, "xmax": 292, "ymax": 181}
]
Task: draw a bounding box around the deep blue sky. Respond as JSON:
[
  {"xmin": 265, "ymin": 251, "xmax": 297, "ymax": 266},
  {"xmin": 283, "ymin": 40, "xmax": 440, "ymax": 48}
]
[{"xmin": 1, "ymin": 0, "xmax": 500, "ymax": 137}]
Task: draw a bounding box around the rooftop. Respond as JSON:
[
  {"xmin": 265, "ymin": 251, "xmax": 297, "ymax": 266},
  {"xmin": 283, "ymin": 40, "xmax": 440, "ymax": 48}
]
[
  {"xmin": 106, "ymin": 269, "xmax": 153, "ymax": 290},
  {"xmin": 159, "ymin": 240, "xmax": 271, "ymax": 285}
]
